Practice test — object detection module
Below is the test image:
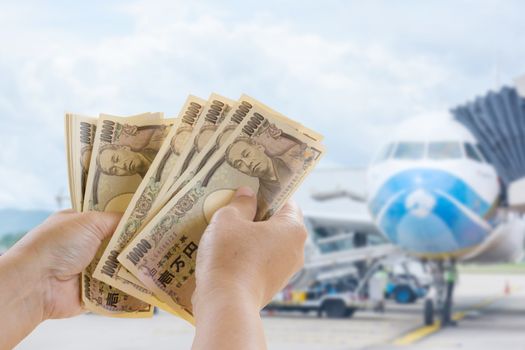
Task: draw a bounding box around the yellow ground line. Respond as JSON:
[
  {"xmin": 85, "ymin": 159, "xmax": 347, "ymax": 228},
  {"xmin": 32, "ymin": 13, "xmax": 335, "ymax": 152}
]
[
  {"xmin": 392, "ymin": 294, "xmax": 503, "ymax": 346},
  {"xmin": 392, "ymin": 323, "xmax": 441, "ymax": 346}
]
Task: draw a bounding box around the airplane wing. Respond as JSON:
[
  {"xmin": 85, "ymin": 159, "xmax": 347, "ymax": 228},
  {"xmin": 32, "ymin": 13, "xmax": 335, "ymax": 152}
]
[
  {"xmin": 293, "ymin": 167, "xmax": 369, "ymax": 215},
  {"xmin": 311, "ymin": 188, "xmax": 367, "ymax": 202},
  {"xmin": 304, "ymin": 211, "xmax": 378, "ymax": 234}
]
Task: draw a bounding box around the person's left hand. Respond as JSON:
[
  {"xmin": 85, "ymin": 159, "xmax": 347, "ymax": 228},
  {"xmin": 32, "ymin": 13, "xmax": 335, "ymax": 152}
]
[{"xmin": 10, "ymin": 209, "xmax": 121, "ymax": 320}]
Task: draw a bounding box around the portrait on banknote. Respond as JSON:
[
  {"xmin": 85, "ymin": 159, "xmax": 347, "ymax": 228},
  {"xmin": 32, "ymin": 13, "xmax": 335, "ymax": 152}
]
[
  {"xmin": 202, "ymin": 120, "xmax": 315, "ymax": 221},
  {"xmin": 90, "ymin": 122, "xmax": 169, "ymax": 212}
]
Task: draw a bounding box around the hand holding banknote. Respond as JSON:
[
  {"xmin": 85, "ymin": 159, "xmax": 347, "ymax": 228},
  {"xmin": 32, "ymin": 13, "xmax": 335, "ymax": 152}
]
[
  {"xmin": 193, "ymin": 186, "xmax": 306, "ymax": 309},
  {"xmin": 192, "ymin": 187, "xmax": 307, "ymax": 350},
  {"xmin": 0, "ymin": 210, "xmax": 121, "ymax": 349}
]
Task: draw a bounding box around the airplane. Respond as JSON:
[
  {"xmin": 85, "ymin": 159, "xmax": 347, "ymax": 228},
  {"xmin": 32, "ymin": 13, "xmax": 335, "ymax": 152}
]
[{"xmin": 304, "ymin": 83, "xmax": 525, "ymax": 326}]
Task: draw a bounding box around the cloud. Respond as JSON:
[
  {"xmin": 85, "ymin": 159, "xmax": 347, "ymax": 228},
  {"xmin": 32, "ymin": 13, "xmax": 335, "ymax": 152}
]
[{"xmin": 1, "ymin": 0, "xmax": 525, "ymax": 209}]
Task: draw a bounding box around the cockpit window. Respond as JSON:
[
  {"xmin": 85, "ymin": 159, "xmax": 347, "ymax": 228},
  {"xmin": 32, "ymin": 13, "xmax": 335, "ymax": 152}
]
[
  {"xmin": 393, "ymin": 142, "xmax": 425, "ymax": 160},
  {"xmin": 464, "ymin": 142, "xmax": 483, "ymax": 162},
  {"xmin": 475, "ymin": 144, "xmax": 486, "ymax": 162},
  {"xmin": 374, "ymin": 143, "xmax": 395, "ymax": 163},
  {"xmin": 428, "ymin": 142, "xmax": 462, "ymax": 160}
]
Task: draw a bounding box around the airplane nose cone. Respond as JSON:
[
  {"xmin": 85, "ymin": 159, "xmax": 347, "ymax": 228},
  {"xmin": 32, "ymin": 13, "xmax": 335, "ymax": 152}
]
[
  {"xmin": 405, "ymin": 189, "xmax": 436, "ymax": 218},
  {"xmin": 369, "ymin": 169, "xmax": 492, "ymax": 255}
]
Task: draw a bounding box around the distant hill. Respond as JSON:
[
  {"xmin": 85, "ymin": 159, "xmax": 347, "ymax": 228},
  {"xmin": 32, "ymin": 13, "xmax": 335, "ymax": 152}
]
[{"xmin": 0, "ymin": 208, "xmax": 52, "ymax": 236}]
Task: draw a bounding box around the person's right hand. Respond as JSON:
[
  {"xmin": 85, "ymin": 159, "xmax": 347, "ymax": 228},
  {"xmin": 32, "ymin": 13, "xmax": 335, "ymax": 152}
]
[{"xmin": 192, "ymin": 186, "xmax": 307, "ymax": 310}]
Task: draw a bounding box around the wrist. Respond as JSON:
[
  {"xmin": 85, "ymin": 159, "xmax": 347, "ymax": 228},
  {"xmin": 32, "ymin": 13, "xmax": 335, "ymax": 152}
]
[
  {"xmin": 6, "ymin": 249, "xmax": 46, "ymax": 316},
  {"xmin": 193, "ymin": 277, "xmax": 262, "ymax": 317},
  {"xmin": 192, "ymin": 277, "xmax": 267, "ymax": 350},
  {"xmin": 0, "ymin": 247, "xmax": 47, "ymax": 349},
  {"xmin": 10, "ymin": 249, "xmax": 47, "ymax": 319}
]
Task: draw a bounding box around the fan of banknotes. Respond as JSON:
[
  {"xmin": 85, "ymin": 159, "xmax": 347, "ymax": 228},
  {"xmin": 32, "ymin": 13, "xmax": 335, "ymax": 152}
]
[{"xmin": 65, "ymin": 94, "xmax": 325, "ymax": 322}]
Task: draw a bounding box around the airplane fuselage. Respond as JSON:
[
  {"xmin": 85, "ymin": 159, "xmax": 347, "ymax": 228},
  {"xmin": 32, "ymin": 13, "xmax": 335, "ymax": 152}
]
[{"xmin": 366, "ymin": 117, "xmax": 503, "ymax": 259}]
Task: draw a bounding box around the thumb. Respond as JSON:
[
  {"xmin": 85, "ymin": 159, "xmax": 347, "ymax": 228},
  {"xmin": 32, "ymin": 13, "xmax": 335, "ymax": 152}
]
[
  {"xmin": 81, "ymin": 211, "xmax": 122, "ymax": 241},
  {"xmin": 225, "ymin": 186, "xmax": 257, "ymax": 221}
]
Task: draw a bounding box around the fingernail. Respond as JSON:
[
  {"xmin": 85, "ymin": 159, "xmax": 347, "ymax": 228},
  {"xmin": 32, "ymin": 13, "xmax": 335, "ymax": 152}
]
[{"xmin": 236, "ymin": 186, "xmax": 255, "ymax": 198}]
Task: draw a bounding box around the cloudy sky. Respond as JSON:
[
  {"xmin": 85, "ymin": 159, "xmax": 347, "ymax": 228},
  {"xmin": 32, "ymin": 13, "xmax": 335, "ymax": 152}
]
[{"xmin": 1, "ymin": 0, "xmax": 525, "ymax": 209}]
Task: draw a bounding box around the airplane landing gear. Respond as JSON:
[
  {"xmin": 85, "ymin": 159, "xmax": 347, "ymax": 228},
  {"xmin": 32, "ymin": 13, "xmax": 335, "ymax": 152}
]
[
  {"xmin": 441, "ymin": 259, "xmax": 458, "ymax": 327},
  {"xmin": 423, "ymin": 260, "xmax": 457, "ymax": 326},
  {"xmin": 424, "ymin": 298, "xmax": 434, "ymax": 326}
]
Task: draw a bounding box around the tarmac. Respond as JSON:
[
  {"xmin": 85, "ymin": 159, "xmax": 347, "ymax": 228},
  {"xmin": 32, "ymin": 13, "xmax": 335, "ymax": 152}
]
[{"xmin": 15, "ymin": 273, "xmax": 525, "ymax": 350}]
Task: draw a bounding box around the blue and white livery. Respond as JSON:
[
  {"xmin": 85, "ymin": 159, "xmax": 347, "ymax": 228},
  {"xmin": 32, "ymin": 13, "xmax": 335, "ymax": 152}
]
[{"xmin": 367, "ymin": 115, "xmax": 524, "ymax": 261}]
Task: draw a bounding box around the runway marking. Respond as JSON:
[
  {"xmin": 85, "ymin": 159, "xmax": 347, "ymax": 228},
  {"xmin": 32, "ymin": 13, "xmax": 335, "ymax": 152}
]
[
  {"xmin": 392, "ymin": 294, "xmax": 503, "ymax": 346},
  {"xmin": 392, "ymin": 323, "xmax": 440, "ymax": 346}
]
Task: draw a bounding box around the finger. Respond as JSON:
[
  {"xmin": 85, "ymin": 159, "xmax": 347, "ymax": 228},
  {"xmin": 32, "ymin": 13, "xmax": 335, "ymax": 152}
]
[
  {"xmin": 225, "ymin": 186, "xmax": 257, "ymax": 221},
  {"xmin": 82, "ymin": 211, "xmax": 122, "ymax": 241},
  {"xmin": 270, "ymin": 200, "xmax": 304, "ymax": 225}
]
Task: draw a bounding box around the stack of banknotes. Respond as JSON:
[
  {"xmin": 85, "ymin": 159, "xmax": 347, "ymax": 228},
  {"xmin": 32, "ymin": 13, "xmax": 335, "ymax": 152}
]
[{"xmin": 65, "ymin": 94, "xmax": 325, "ymax": 322}]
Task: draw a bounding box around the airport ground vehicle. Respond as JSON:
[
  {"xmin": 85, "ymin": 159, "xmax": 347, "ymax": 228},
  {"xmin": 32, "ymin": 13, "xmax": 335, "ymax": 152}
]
[
  {"xmin": 265, "ymin": 274, "xmax": 365, "ymax": 318},
  {"xmin": 265, "ymin": 291, "xmax": 361, "ymax": 318},
  {"xmin": 384, "ymin": 260, "xmax": 431, "ymax": 304},
  {"xmin": 266, "ymin": 258, "xmax": 430, "ymax": 316},
  {"xmin": 385, "ymin": 273, "xmax": 428, "ymax": 304}
]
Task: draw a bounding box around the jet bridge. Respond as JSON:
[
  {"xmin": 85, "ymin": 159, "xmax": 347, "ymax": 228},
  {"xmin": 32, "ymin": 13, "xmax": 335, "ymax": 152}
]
[{"xmin": 452, "ymin": 81, "xmax": 525, "ymax": 212}]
